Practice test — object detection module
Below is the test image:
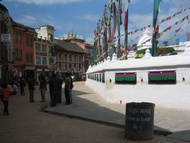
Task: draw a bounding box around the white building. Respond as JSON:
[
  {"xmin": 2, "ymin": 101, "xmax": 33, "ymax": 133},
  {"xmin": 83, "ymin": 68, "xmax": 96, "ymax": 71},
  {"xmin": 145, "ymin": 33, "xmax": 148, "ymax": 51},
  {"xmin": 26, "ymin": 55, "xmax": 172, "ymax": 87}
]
[{"xmin": 35, "ymin": 25, "xmax": 55, "ymax": 41}]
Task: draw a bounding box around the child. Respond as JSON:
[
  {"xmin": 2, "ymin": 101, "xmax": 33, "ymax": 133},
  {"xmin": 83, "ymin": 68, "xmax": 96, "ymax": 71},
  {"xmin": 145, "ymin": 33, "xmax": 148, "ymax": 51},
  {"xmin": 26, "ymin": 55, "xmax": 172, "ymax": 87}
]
[{"xmin": 1, "ymin": 83, "xmax": 11, "ymax": 115}]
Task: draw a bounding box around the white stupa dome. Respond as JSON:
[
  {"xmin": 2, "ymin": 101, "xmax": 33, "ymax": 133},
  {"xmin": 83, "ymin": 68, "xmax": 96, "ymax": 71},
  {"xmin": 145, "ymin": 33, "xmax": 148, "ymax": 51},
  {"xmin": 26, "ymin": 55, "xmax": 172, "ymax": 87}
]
[{"xmin": 137, "ymin": 29, "xmax": 152, "ymax": 50}]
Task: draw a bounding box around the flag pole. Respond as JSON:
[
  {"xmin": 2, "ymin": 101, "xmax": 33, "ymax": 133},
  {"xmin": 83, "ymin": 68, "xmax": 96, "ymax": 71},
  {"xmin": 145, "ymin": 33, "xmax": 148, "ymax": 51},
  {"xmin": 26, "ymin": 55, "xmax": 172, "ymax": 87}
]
[
  {"xmin": 117, "ymin": 0, "xmax": 122, "ymax": 58},
  {"xmin": 108, "ymin": 0, "xmax": 113, "ymax": 57},
  {"xmin": 112, "ymin": 0, "xmax": 117, "ymax": 55},
  {"xmin": 124, "ymin": 0, "xmax": 130, "ymax": 59},
  {"xmin": 103, "ymin": 3, "xmax": 108, "ymax": 59},
  {"xmin": 98, "ymin": 19, "xmax": 101, "ymax": 62},
  {"xmin": 152, "ymin": 0, "xmax": 161, "ymax": 57}
]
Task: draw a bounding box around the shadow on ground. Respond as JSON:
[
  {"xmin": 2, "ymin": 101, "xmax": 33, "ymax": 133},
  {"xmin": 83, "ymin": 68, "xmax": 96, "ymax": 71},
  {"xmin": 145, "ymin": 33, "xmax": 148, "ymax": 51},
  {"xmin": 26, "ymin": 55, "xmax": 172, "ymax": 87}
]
[
  {"xmin": 44, "ymin": 88, "xmax": 173, "ymax": 137},
  {"xmin": 167, "ymin": 130, "xmax": 190, "ymax": 142}
]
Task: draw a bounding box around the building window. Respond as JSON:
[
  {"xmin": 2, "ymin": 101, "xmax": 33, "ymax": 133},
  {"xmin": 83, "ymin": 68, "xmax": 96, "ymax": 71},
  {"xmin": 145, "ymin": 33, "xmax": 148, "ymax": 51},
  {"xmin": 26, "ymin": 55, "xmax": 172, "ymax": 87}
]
[
  {"xmin": 58, "ymin": 54, "xmax": 62, "ymax": 61},
  {"xmin": 15, "ymin": 49, "xmax": 18, "ymax": 60},
  {"xmin": 19, "ymin": 32, "xmax": 22, "ymax": 44},
  {"xmin": 49, "ymin": 46, "xmax": 53, "ymax": 53},
  {"xmin": 48, "ymin": 34, "xmax": 53, "ymax": 41},
  {"xmin": 65, "ymin": 64, "xmax": 67, "ymax": 71},
  {"xmin": 74, "ymin": 55, "xmax": 76, "ymax": 62},
  {"xmin": 42, "ymin": 57, "xmax": 47, "ymax": 65},
  {"xmin": 42, "ymin": 44, "xmax": 47, "ymax": 52},
  {"xmin": 26, "ymin": 53, "xmax": 29, "ymax": 63},
  {"xmin": 19, "ymin": 50, "xmax": 22, "ymax": 60},
  {"xmin": 14, "ymin": 32, "xmax": 22, "ymax": 44},
  {"xmin": 64, "ymin": 54, "xmax": 67, "ymax": 61},
  {"xmin": 69, "ymin": 64, "xmax": 72, "ymax": 70},
  {"xmin": 79, "ymin": 55, "xmax": 81, "ymax": 62},
  {"xmin": 14, "ymin": 49, "xmax": 22, "ymax": 60},
  {"xmin": 69, "ymin": 55, "xmax": 72, "ymax": 62},
  {"xmin": 26, "ymin": 36, "xmax": 33, "ymax": 47},
  {"xmin": 36, "ymin": 56, "xmax": 41, "ymax": 65},
  {"xmin": 49, "ymin": 58, "xmax": 54, "ymax": 65},
  {"xmin": 30, "ymin": 54, "xmax": 33, "ymax": 63},
  {"xmin": 35, "ymin": 43, "xmax": 41, "ymax": 52},
  {"xmin": 79, "ymin": 64, "xmax": 81, "ymax": 71}
]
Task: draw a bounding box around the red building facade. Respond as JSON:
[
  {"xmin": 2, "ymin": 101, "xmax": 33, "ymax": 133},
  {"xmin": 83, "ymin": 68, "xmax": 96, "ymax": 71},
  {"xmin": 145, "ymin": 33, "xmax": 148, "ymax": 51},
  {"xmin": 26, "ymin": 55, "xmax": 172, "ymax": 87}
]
[{"xmin": 12, "ymin": 22, "xmax": 36, "ymax": 81}]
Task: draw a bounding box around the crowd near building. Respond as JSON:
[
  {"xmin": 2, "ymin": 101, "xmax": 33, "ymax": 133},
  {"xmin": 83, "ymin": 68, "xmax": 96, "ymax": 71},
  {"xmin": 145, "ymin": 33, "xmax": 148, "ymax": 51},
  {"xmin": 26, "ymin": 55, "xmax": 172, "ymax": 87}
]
[{"xmin": 0, "ymin": 4, "xmax": 93, "ymax": 84}]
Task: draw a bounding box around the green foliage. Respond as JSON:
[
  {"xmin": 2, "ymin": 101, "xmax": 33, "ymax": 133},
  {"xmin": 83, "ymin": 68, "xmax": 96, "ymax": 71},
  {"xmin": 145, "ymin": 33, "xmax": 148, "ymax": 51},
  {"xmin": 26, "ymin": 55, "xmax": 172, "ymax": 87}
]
[
  {"xmin": 134, "ymin": 47, "xmax": 177, "ymax": 59},
  {"xmin": 157, "ymin": 47, "xmax": 177, "ymax": 56},
  {"xmin": 135, "ymin": 48, "xmax": 151, "ymax": 59}
]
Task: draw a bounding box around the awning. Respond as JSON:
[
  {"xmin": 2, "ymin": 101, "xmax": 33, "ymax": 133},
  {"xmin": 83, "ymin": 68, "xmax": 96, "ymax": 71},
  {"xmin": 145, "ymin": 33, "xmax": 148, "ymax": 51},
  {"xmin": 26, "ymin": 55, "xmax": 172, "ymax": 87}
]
[
  {"xmin": 25, "ymin": 66, "xmax": 35, "ymax": 70},
  {"xmin": 115, "ymin": 72, "xmax": 136, "ymax": 82},
  {"xmin": 148, "ymin": 70, "xmax": 176, "ymax": 81}
]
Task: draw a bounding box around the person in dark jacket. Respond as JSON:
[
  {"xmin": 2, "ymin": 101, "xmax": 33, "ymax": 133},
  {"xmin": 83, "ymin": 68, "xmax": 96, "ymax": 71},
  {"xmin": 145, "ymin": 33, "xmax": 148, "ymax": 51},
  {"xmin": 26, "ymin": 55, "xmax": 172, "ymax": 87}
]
[
  {"xmin": 20, "ymin": 77, "xmax": 26, "ymax": 96},
  {"xmin": 28, "ymin": 76, "xmax": 35, "ymax": 102},
  {"xmin": 49, "ymin": 73, "xmax": 60, "ymax": 106},
  {"xmin": 57, "ymin": 76, "xmax": 63, "ymax": 103},
  {"xmin": 39, "ymin": 75, "xmax": 47, "ymax": 102},
  {"xmin": 64, "ymin": 72, "xmax": 72, "ymax": 105}
]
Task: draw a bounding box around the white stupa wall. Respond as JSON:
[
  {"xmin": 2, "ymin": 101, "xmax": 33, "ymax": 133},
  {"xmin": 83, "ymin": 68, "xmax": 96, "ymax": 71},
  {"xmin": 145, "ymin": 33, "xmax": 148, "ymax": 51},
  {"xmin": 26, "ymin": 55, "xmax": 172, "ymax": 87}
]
[{"xmin": 85, "ymin": 47, "xmax": 190, "ymax": 110}]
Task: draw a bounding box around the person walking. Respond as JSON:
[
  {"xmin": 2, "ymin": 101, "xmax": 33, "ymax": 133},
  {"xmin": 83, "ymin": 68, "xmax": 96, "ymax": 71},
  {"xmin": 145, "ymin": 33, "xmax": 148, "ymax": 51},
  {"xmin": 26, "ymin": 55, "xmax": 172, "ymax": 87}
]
[
  {"xmin": 64, "ymin": 72, "xmax": 72, "ymax": 105},
  {"xmin": 20, "ymin": 76, "xmax": 26, "ymax": 96},
  {"xmin": 39, "ymin": 75, "xmax": 47, "ymax": 102},
  {"xmin": 49, "ymin": 73, "xmax": 60, "ymax": 107},
  {"xmin": 28, "ymin": 76, "xmax": 35, "ymax": 102},
  {"xmin": 1, "ymin": 83, "xmax": 11, "ymax": 115}
]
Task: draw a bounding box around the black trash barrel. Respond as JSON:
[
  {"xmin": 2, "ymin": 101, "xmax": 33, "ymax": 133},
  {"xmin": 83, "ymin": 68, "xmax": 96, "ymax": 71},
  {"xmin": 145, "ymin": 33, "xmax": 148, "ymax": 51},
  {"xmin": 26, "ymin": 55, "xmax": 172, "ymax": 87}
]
[{"xmin": 125, "ymin": 102, "xmax": 155, "ymax": 140}]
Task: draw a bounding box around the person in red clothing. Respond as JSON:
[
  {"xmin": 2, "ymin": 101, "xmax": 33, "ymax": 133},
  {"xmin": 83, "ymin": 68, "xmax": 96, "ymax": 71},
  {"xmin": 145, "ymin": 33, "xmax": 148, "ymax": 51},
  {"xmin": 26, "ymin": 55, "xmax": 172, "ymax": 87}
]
[{"xmin": 1, "ymin": 83, "xmax": 11, "ymax": 116}]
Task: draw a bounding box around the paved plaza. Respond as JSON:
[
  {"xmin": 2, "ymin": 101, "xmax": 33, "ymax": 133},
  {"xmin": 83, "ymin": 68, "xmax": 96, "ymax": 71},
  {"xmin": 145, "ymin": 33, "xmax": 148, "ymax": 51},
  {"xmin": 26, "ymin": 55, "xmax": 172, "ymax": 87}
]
[{"xmin": 0, "ymin": 81, "xmax": 189, "ymax": 143}]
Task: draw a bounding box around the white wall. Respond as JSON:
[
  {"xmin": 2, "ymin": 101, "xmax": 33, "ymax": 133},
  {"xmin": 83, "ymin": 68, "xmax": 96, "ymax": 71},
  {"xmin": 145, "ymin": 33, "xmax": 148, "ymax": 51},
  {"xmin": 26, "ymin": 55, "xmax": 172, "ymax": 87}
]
[{"xmin": 85, "ymin": 50, "xmax": 190, "ymax": 110}]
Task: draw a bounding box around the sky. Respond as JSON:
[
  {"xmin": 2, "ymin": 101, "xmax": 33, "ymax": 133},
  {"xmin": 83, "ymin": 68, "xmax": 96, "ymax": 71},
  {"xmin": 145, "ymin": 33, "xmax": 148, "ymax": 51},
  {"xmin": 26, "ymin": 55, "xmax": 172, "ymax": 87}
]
[{"xmin": 1, "ymin": 0, "xmax": 190, "ymax": 45}]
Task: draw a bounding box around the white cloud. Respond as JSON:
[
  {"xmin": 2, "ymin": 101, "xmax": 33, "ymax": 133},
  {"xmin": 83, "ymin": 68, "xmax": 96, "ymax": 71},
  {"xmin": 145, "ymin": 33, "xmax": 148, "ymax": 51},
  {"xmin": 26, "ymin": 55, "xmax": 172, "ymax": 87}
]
[
  {"xmin": 15, "ymin": 15, "xmax": 38, "ymax": 26},
  {"xmin": 5, "ymin": 0, "xmax": 88, "ymax": 5},
  {"xmin": 85, "ymin": 33, "xmax": 94, "ymax": 44},
  {"xmin": 77, "ymin": 14, "xmax": 99, "ymax": 22}
]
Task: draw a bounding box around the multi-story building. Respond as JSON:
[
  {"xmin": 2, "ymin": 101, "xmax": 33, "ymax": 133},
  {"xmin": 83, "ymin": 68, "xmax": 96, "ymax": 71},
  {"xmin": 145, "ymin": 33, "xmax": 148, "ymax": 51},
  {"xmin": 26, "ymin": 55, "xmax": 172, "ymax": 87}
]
[
  {"xmin": 1, "ymin": 4, "xmax": 93, "ymax": 83},
  {"xmin": 54, "ymin": 39, "xmax": 86, "ymax": 80},
  {"xmin": 12, "ymin": 21, "xmax": 36, "ymax": 81},
  {"xmin": 34, "ymin": 38, "xmax": 55, "ymax": 81},
  {"xmin": 35, "ymin": 25, "xmax": 54, "ymax": 41},
  {"xmin": 0, "ymin": 4, "xmax": 13, "ymax": 83},
  {"xmin": 35, "ymin": 28, "xmax": 89, "ymax": 80},
  {"xmin": 64, "ymin": 32, "xmax": 93, "ymax": 73},
  {"xmin": 34, "ymin": 25, "xmax": 56, "ymax": 82}
]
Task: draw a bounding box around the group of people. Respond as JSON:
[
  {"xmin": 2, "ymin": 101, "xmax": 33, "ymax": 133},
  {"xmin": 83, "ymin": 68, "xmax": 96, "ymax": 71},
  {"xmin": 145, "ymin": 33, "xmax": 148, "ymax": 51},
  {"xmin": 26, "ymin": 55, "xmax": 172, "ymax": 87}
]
[
  {"xmin": 19, "ymin": 75, "xmax": 36, "ymax": 102},
  {"xmin": 0, "ymin": 72, "xmax": 74, "ymax": 115},
  {"xmin": 49, "ymin": 72, "xmax": 73, "ymax": 106}
]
